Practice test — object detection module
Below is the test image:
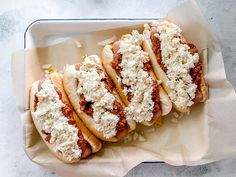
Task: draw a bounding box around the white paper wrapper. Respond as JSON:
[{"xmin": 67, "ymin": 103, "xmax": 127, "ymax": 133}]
[{"xmin": 11, "ymin": 0, "xmax": 236, "ymax": 176}]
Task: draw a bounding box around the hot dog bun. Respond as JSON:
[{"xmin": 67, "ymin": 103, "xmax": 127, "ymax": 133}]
[
  {"xmin": 143, "ymin": 21, "xmax": 208, "ymax": 112},
  {"xmin": 30, "ymin": 73, "xmax": 102, "ymax": 163},
  {"xmin": 102, "ymin": 43, "xmax": 172, "ymax": 126},
  {"xmin": 63, "ymin": 55, "xmax": 136, "ymax": 142}
]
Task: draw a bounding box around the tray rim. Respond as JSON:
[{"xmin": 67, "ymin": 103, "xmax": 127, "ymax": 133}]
[{"xmin": 24, "ymin": 18, "xmax": 161, "ymax": 48}]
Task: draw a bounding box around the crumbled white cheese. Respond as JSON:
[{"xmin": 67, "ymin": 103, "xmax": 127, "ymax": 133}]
[
  {"xmin": 145, "ymin": 127, "xmax": 156, "ymax": 133},
  {"xmin": 75, "ymin": 57, "xmax": 119, "ymax": 139},
  {"xmin": 33, "ymin": 80, "xmax": 81, "ymax": 161},
  {"xmin": 123, "ymin": 131, "xmax": 146, "ymax": 143},
  {"xmin": 118, "ymin": 30, "xmax": 155, "ymax": 123},
  {"xmin": 116, "ymin": 75, "xmax": 121, "ymax": 83},
  {"xmin": 133, "ymin": 132, "xmax": 139, "ymax": 141},
  {"xmin": 173, "ymin": 112, "xmax": 179, "ymax": 118},
  {"xmin": 179, "ymin": 112, "xmax": 184, "ymax": 119},
  {"xmin": 95, "ymin": 112, "xmax": 119, "ymax": 139},
  {"xmin": 186, "ymin": 111, "xmax": 190, "ymax": 115},
  {"xmin": 171, "ymin": 112, "xmax": 186, "ymax": 124},
  {"xmin": 138, "ymin": 134, "xmax": 146, "ymax": 142},
  {"xmin": 123, "ymin": 133, "xmax": 133, "ymax": 143},
  {"xmin": 154, "ymin": 21, "xmax": 199, "ymax": 109}
]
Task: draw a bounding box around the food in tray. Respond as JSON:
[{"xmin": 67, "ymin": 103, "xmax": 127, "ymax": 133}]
[
  {"xmin": 29, "ymin": 20, "xmax": 208, "ymax": 162},
  {"xmin": 102, "ymin": 30, "xmax": 172, "ymax": 126},
  {"xmin": 63, "ymin": 55, "xmax": 136, "ymax": 142},
  {"xmin": 30, "ymin": 72, "xmax": 102, "ymax": 163},
  {"xmin": 142, "ymin": 20, "xmax": 208, "ymax": 112}
]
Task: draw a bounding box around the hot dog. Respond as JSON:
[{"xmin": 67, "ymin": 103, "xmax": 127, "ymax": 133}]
[
  {"xmin": 102, "ymin": 30, "xmax": 172, "ymax": 126},
  {"xmin": 142, "ymin": 20, "xmax": 208, "ymax": 112},
  {"xmin": 30, "ymin": 73, "xmax": 102, "ymax": 163},
  {"xmin": 63, "ymin": 55, "xmax": 136, "ymax": 142}
]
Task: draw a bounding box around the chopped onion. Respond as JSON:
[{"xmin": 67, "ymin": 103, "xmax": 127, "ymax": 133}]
[
  {"xmin": 97, "ymin": 35, "xmax": 117, "ymax": 46},
  {"xmin": 42, "ymin": 64, "xmax": 52, "ymax": 70},
  {"xmin": 74, "ymin": 41, "xmax": 82, "ymax": 48},
  {"xmin": 171, "ymin": 118, "xmax": 178, "ymax": 123},
  {"xmin": 173, "ymin": 112, "xmax": 179, "ymax": 118}
]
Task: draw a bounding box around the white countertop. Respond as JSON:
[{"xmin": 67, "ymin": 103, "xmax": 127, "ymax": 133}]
[{"xmin": 0, "ymin": 0, "xmax": 236, "ymax": 176}]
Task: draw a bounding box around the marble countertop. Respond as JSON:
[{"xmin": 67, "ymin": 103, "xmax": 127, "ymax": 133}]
[{"xmin": 0, "ymin": 0, "xmax": 236, "ymax": 176}]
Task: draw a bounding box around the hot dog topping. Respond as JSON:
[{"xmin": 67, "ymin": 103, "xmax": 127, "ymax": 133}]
[
  {"xmin": 151, "ymin": 21, "xmax": 200, "ymax": 109},
  {"xmin": 111, "ymin": 41, "xmax": 133, "ymax": 100},
  {"xmin": 108, "ymin": 101, "xmax": 128, "ymax": 132},
  {"xmin": 118, "ymin": 30, "xmax": 158, "ymax": 122},
  {"xmin": 189, "ymin": 44, "xmax": 203, "ymax": 104},
  {"xmin": 149, "ymin": 27, "xmax": 167, "ymax": 73},
  {"xmin": 75, "ymin": 56, "xmax": 121, "ymax": 139},
  {"xmin": 111, "ymin": 41, "xmax": 122, "ymax": 75},
  {"xmin": 55, "ymin": 88, "xmax": 92, "ymax": 158},
  {"xmin": 32, "ymin": 79, "xmax": 82, "ymax": 161},
  {"xmin": 77, "ymin": 129, "xmax": 92, "ymax": 159},
  {"xmin": 79, "ymin": 94, "xmax": 94, "ymax": 116}
]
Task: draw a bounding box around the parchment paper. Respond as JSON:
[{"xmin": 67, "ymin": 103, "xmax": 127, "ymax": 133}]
[{"xmin": 11, "ymin": 0, "xmax": 236, "ymax": 176}]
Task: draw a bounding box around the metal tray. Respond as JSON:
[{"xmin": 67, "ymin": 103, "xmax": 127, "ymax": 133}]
[{"xmin": 24, "ymin": 18, "xmax": 163, "ymax": 163}]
